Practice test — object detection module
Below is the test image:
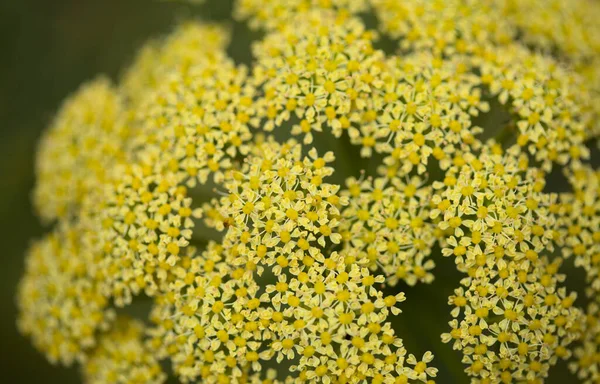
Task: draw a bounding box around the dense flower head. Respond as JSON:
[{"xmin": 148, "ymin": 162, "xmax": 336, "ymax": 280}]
[
  {"xmin": 571, "ymin": 302, "xmax": 600, "ymax": 383},
  {"xmin": 18, "ymin": 0, "xmax": 600, "ymax": 383},
  {"xmin": 433, "ymin": 148, "xmax": 556, "ymax": 271},
  {"xmin": 17, "ymin": 221, "xmax": 114, "ymax": 365},
  {"xmin": 204, "ymin": 139, "xmax": 345, "ymax": 272},
  {"xmin": 33, "ymin": 78, "xmax": 129, "ymax": 222},
  {"xmin": 235, "ymin": 0, "xmax": 368, "ymax": 31},
  {"xmin": 83, "ymin": 165, "xmax": 202, "ymax": 306},
  {"xmin": 340, "ymin": 174, "xmax": 439, "ymax": 286},
  {"xmin": 121, "ymin": 22, "xmax": 230, "ymax": 108},
  {"xmin": 556, "ymin": 165, "xmax": 600, "ymax": 296},
  {"xmin": 82, "ymin": 317, "xmax": 165, "ymax": 384},
  {"xmin": 149, "ymin": 140, "xmax": 437, "ymax": 383},
  {"xmin": 251, "ymin": 10, "xmax": 385, "ymax": 146},
  {"xmin": 443, "ymin": 257, "xmax": 581, "ymax": 382}
]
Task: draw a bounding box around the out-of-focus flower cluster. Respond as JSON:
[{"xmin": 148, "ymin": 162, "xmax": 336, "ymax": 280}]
[{"xmin": 17, "ymin": 0, "xmax": 600, "ymax": 383}]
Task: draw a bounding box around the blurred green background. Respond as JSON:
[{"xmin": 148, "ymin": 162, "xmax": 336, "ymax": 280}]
[{"xmin": 0, "ymin": 0, "xmax": 593, "ymax": 382}]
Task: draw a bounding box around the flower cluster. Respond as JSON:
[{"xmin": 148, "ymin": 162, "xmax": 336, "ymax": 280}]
[
  {"xmin": 82, "ymin": 317, "xmax": 165, "ymax": 384},
  {"xmin": 340, "ymin": 175, "xmax": 439, "ymax": 286},
  {"xmin": 17, "ymin": 221, "xmax": 114, "ymax": 365},
  {"xmin": 557, "ymin": 166, "xmax": 600, "ymax": 297},
  {"xmin": 33, "ymin": 78, "xmax": 128, "ymax": 222},
  {"xmin": 18, "ymin": 0, "xmax": 600, "ymax": 383},
  {"xmin": 175, "ymin": 139, "xmax": 431, "ymax": 382},
  {"xmin": 432, "ymin": 149, "xmax": 583, "ymax": 380}
]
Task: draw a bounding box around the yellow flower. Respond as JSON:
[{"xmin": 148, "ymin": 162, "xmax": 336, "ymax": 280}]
[
  {"xmin": 33, "ymin": 78, "xmax": 128, "ymax": 222},
  {"xmin": 19, "ymin": 1, "xmax": 600, "ymax": 382},
  {"xmin": 17, "ymin": 221, "xmax": 114, "ymax": 365},
  {"xmin": 83, "ymin": 317, "xmax": 165, "ymax": 384}
]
